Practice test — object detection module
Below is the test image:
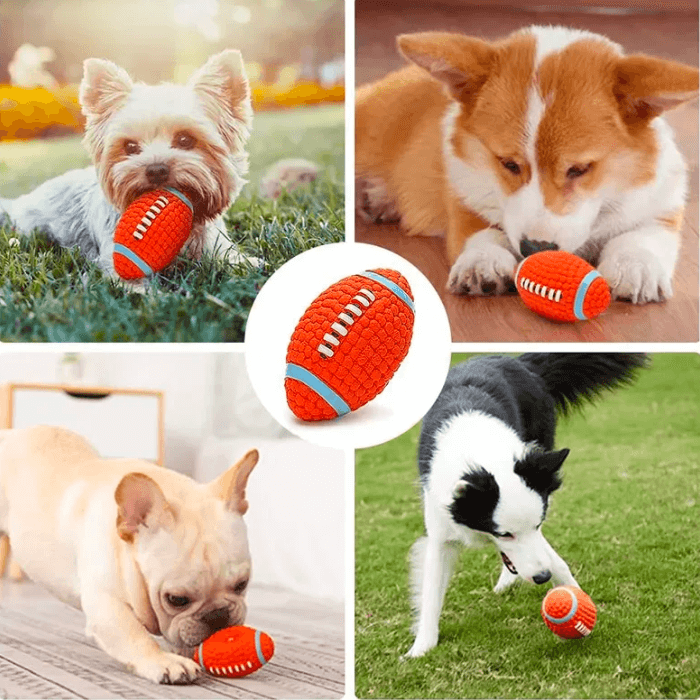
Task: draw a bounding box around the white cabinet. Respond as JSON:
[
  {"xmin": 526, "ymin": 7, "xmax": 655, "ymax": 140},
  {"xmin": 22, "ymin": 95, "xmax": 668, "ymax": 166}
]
[{"xmin": 0, "ymin": 383, "xmax": 164, "ymax": 464}]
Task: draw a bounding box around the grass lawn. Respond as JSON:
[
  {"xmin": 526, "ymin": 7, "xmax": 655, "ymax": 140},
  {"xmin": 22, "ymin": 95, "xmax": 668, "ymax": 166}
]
[
  {"xmin": 355, "ymin": 353, "xmax": 700, "ymax": 699},
  {"xmin": 0, "ymin": 104, "xmax": 343, "ymax": 342}
]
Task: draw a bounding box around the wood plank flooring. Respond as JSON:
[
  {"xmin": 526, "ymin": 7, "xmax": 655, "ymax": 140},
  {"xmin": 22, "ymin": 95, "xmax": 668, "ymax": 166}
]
[{"xmin": 0, "ymin": 581, "xmax": 343, "ymax": 699}]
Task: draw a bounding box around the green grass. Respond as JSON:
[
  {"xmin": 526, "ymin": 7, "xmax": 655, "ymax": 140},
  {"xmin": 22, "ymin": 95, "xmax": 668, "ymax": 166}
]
[
  {"xmin": 355, "ymin": 354, "xmax": 700, "ymax": 699},
  {"xmin": 0, "ymin": 105, "xmax": 343, "ymax": 342}
]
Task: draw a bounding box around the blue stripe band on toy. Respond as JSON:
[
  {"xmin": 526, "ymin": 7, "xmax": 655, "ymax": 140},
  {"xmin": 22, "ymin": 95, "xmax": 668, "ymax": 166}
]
[
  {"xmin": 113, "ymin": 243, "xmax": 153, "ymax": 276},
  {"xmin": 357, "ymin": 271, "xmax": 415, "ymax": 313},
  {"xmin": 254, "ymin": 629, "xmax": 267, "ymax": 666},
  {"xmin": 285, "ymin": 364, "xmax": 350, "ymax": 417},
  {"xmin": 162, "ymin": 187, "xmax": 193, "ymax": 213},
  {"xmin": 573, "ymin": 270, "xmax": 601, "ymax": 320},
  {"xmin": 544, "ymin": 588, "xmax": 579, "ymax": 624},
  {"xmin": 197, "ymin": 642, "xmax": 206, "ymax": 670}
]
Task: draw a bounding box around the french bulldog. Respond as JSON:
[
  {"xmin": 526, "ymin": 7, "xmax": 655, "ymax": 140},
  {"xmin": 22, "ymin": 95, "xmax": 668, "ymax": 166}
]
[{"xmin": 0, "ymin": 425, "xmax": 258, "ymax": 684}]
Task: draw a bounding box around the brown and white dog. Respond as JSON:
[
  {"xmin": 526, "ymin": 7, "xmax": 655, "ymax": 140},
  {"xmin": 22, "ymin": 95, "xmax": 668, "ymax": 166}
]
[{"xmin": 356, "ymin": 26, "xmax": 698, "ymax": 303}]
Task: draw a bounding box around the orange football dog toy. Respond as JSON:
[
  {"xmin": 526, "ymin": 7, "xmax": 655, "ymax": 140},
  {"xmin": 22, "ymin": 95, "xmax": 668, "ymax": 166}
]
[
  {"xmin": 285, "ymin": 268, "xmax": 415, "ymax": 421},
  {"xmin": 541, "ymin": 585, "xmax": 597, "ymax": 639},
  {"xmin": 514, "ymin": 250, "xmax": 610, "ymax": 322},
  {"xmin": 113, "ymin": 188, "xmax": 193, "ymax": 279},
  {"xmin": 193, "ymin": 625, "xmax": 275, "ymax": 678}
]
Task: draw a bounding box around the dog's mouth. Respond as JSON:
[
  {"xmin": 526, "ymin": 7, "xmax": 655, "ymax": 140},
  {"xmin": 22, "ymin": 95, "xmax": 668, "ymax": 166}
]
[
  {"xmin": 500, "ymin": 551, "xmax": 518, "ymax": 575},
  {"xmin": 125, "ymin": 185, "xmax": 210, "ymax": 224}
]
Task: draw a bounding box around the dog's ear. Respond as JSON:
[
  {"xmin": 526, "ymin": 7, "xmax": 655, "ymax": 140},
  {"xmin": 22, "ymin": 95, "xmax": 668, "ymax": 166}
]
[
  {"xmin": 79, "ymin": 58, "xmax": 133, "ymax": 118},
  {"xmin": 397, "ymin": 32, "xmax": 495, "ymax": 103},
  {"xmin": 209, "ymin": 449, "xmax": 259, "ymax": 515},
  {"xmin": 514, "ymin": 448, "xmax": 569, "ymax": 497},
  {"xmin": 189, "ymin": 49, "xmax": 253, "ymax": 150},
  {"xmin": 614, "ymin": 54, "xmax": 699, "ymax": 124},
  {"xmin": 115, "ymin": 473, "xmax": 174, "ymax": 543}
]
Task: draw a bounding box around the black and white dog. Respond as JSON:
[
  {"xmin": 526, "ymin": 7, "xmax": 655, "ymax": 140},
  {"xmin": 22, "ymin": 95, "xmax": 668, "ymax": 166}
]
[{"xmin": 406, "ymin": 353, "xmax": 646, "ymax": 658}]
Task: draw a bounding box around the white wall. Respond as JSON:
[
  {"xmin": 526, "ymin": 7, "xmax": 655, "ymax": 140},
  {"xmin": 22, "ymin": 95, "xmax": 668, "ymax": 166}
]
[
  {"xmin": 0, "ymin": 351, "xmax": 345, "ymax": 600},
  {"xmin": 0, "ymin": 351, "xmax": 221, "ymax": 475}
]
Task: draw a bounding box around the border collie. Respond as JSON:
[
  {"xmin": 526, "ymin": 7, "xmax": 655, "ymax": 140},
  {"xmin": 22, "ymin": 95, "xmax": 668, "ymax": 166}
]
[{"xmin": 406, "ymin": 353, "xmax": 646, "ymax": 658}]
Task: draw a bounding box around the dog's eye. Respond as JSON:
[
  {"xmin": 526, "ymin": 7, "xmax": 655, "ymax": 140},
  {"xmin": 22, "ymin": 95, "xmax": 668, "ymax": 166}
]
[
  {"xmin": 173, "ymin": 132, "xmax": 196, "ymax": 150},
  {"xmin": 495, "ymin": 532, "xmax": 514, "ymax": 539},
  {"xmin": 566, "ymin": 163, "xmax": 592, "ymax": 179},
  {"xmin": 233, "ymin": 579, "xmax": 249, "ymax": 595},
  {"xmin": 123, "ymin": 140, "xmax": 141, "ymax": 156},
  {"xmin": 500, "ymin": 159, "xmax": 521, "ymax": 175},
  {"xmin": 166, "ymin": 594, "xmax": 191, "ymax": 608}
]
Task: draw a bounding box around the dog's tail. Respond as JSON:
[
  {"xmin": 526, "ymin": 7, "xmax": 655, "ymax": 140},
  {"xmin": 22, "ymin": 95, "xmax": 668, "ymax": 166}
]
[{"xmin": 519, "ymin": 353, "xmax": 649, "ymax": 414}]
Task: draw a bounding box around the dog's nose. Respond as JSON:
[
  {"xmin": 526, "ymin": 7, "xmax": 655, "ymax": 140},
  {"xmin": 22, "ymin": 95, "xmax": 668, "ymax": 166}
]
[
  {"xmin": 200, "ymin": 607, "xmax": 230, "ymax": 632},
  {"xmin": 145, "ymin": 163, "xmax": 170, "ymax": 185},
  {"xmin": 519, "ymin": 239, "xmax": 559, "ymax": 257},
  {"xmin": 532, "ymin": 571, "xmax": 552, "ymax": 585}
]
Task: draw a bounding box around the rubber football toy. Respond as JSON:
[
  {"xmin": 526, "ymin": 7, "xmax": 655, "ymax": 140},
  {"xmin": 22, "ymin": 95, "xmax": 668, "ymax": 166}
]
[
  {"xmin": 514, "ymin": 250, "xmax": 610, "ymax": 322},
  {"xmin": 193, "ymin": 625, "xmax": 275, "ymax": 678},
  {"xmin": 113, "ymin": 188, "xmax": 193, "ymax": 279},
  {"xmin": 541, "ymin": 585, "xmax": 597, "ymax": 639},
  {"xmin": 285, "ymin": 268, "xmax": 415, "ymax": 421}
]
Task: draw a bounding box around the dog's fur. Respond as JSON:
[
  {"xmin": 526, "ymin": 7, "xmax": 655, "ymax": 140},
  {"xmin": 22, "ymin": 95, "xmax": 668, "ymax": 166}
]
[
  {"xmin": 356, "ymin": 26, "xmax": 699, "ymax": 303},
  {"xmin": 406, "ymin": 353, "xmax": 646, "ymax": 658},
  {"xmin": 0, "ymin": 50, "xmax": 253, "ymax": 283},
  {"xmin": 0, "ymin": 425, "xmax": 258, "ymax": 684}
]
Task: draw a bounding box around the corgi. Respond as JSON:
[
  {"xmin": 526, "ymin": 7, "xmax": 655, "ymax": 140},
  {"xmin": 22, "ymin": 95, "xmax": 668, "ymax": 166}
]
[
  {"xmin": 356, "ymin": 26, "xmax": 698, "ymax": 303},
  {"xmin": 406, "ymin": 353, "xmax": 647, "ymax": 658}
]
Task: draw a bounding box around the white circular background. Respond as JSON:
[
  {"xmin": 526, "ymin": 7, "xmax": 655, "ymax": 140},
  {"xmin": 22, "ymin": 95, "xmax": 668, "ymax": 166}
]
[{"xmin": 244, "ymin": 243, "xmax": 452, "ymax": 449}]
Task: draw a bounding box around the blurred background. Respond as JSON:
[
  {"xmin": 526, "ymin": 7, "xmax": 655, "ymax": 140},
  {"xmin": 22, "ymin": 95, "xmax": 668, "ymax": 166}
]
[
  {"xmin": 0, "ymin": 0, "xmax": 344, "ymax": 203},
  {"xmin": 0, "ymin": 0, "xmax": 343, "ymax": 140},
  {"xmin": 0, "ymin": 351, "xmax": 344, "ymax": 603}
]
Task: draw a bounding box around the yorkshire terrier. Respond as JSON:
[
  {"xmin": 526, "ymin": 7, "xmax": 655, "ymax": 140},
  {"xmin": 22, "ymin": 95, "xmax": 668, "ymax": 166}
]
[{"xmin": 0, "ymin": 50, "xmax": 253, "ymax": 281}]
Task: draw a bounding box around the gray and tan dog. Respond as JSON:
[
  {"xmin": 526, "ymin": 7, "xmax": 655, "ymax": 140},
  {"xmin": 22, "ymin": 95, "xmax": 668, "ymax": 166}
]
[{"xmin": 0, "ymin": 50, "xmax": 253, "ymax": 282}]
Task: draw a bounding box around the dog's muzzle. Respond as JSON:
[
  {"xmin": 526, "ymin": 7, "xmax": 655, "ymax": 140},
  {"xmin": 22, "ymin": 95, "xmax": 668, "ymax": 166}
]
[{"xmin": 500, "ymin": 551, "xmax": 518, "ymax": 575}]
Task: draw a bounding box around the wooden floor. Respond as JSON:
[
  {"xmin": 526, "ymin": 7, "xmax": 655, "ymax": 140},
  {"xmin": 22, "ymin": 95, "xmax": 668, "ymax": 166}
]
[
  {"xmin": 355, "ymin": 3, "xmax": 699, "ymax": 342},
  {"xmin": 0, "ymin": 581, "xmax": 343, "ymax": 699}
]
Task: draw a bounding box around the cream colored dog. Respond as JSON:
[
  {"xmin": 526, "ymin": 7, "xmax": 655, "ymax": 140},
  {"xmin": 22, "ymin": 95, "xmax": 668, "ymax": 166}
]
[{"xmin": 0, "ymin": 425, "xmax": 258, "ymax": 684}]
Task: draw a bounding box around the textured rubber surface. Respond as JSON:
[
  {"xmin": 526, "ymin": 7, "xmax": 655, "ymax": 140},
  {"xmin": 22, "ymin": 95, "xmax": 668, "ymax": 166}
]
[
  {"xmin": 515, "ymin": 250, "xmax": 610, "ymax": 322},
  {"xmin": 541, "ymin": 585, "xmax": 597, "ymax": 639},
  {"xmin": 113, "ymin": 188, "xmax": 193, "ymax": 279},
  {"xmin": 285, "ymin": 268, "xmax": 415, "ymax": 421},
  {"xmin": 193, "ymin": 626, "xmax": 275, "ymax": 678}
]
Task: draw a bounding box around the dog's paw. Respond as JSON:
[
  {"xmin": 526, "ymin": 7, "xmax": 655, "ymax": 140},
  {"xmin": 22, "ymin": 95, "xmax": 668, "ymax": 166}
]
[
  {"xmin": 225, "ymin": 247, "xmax": 261, "ymax": 269},
  {"xmin": 447, "ymin": 235, "xmax": 517, "ymax": 296},
  {"xmin": 553, "ymin": 573, "xmax": 579, "ymax": 589},
  {"xmin": 401, "ymin": 636, "xmax": 437, "ymax": 659},
  {"xmin": 493, "ymin": 565, "xmax": 519, "ymax": 593},
  {"xmin": 132, "ymin": 652, "xmax": 201, "ymax": 684},
  {"xmin": 355, "ymin": 177, "xmax": 400, "ymax": 224},
  {"xmin": 598, "ymin": 247, "xmax": 673, "ymax": 303}
]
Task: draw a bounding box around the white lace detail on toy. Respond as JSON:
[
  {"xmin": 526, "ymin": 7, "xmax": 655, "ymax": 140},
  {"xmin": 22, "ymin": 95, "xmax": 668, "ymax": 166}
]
[
  {"xmin": 318, "ymin": 288, "xmax": 376, "ymax": 358},
  {"xmin": 132, "ymin": 194, "xmax": 169, "ymax": 240},
  {"xmin": 518, "ymin": 276, "xmax": 562, "ymax": 302}
]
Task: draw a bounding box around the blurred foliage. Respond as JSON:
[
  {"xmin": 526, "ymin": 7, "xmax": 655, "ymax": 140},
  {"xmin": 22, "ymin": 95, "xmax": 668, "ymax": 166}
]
[{"xmin": 0, "ymin": 81, "xmax": 343, "ymax": 141}]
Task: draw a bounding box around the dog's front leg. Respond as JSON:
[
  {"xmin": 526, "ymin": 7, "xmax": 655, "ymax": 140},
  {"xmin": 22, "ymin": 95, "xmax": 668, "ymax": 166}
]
[
  {"xmin": 542, "ymin": 536, "xmax": 578, "ymax": 588},
  {"xmin": 82, "ymin": 591, "xmax": 200, "ymax": 684},
  {"xmin": 404, "ymin": 536, "xmax": 450, "ymax": 658}
]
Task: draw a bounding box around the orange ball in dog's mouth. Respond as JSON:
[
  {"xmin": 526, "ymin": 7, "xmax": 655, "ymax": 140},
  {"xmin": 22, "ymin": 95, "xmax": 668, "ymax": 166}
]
[{"xmin": 113, "ymin": 188, "xmax": 193, "ymax": 279}]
